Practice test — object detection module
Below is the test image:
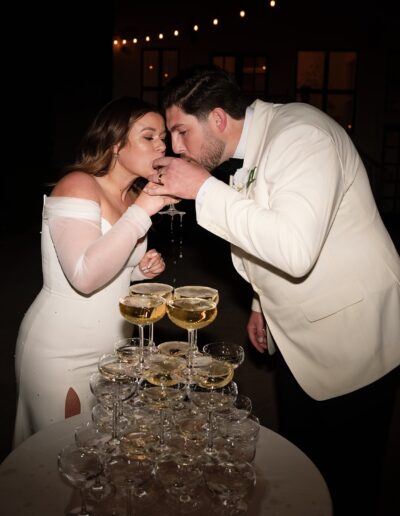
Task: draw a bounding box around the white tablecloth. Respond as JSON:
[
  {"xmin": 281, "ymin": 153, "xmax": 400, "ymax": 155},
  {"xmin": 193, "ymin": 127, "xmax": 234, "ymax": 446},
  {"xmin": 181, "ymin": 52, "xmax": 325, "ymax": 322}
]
[{"xmin": 0, "ymin": 414, "xmax": 332, "ymax": 515}]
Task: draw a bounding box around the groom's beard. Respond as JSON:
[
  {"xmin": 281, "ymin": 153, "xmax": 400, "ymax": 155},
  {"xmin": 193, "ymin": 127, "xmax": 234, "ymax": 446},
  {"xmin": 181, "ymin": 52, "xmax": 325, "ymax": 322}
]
[
  {"xmin": 199, "ymin": 129, "xmax": 225, "ymax": 172},
  {"xmin": 181, "ymin": 129, "xmax": 225, "ymax": 172}
]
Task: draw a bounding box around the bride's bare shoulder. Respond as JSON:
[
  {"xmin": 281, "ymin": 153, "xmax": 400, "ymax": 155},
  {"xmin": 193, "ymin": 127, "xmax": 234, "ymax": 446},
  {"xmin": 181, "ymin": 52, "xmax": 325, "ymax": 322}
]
[{"xmin": 50, "ymin": 171, "xmax": 101, "ymax": 202}]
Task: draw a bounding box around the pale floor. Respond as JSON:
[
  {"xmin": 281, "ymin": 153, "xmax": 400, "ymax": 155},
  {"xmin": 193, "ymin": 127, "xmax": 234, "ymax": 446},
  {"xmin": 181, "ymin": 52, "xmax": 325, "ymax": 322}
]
[{"xmin": 1, "ymin": 208, "xmax": 399, "ymax": 515}]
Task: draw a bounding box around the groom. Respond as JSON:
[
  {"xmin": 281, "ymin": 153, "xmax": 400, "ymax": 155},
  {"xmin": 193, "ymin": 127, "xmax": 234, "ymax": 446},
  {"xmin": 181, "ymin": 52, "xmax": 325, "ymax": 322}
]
[{"xmin": 144, "ymin": 64, "xmax": 400, "ymax": 515}]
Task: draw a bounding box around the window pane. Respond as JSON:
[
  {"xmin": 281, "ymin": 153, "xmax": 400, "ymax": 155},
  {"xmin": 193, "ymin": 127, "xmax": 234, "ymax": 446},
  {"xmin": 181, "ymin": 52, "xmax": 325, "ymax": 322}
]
[
  {"xmin": 328, "ymin": 52, "xmax": 356, "ymax": 90},
  {"xmin": 224, "ymin": 57, "xmax": 236, "ymax": 73},
  {"xmin": 162, "ymin": 50, "xmax": 178, "ymax": 85},
  {"xmin": 254, "ymin": 75, "xmax": 266, "ymax": 92},
  {"xmin": 243, "ymin": 56, "xmax": 255, "ymax": 73},
  {"xmin": 213, "ymin": 56, "xmax": 224, "ymax": 68},
  {"xmin": 297, "ymin": 51, "xmax": 325, "ymax": 89},
  {"xmin": 255, "ymin": 57, "xmax": 267, "ymax": 73},
  {"xmin": 213, "ymin": 56, "xmax": 235, "ymax": 73},
  {"xmin": 296, "ymin": 92, "xmax": 323, "ymax": 109},
  {"xmin": 327, "ymin": 94, "xmax": 354, "ymax": 130},
  {"xmin": 143, "ymin": 51, "xmax": 159, "ymax": 87}
]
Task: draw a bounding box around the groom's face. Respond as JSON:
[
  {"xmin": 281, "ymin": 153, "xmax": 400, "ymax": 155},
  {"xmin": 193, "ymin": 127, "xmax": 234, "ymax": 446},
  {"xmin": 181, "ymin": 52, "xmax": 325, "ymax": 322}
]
[{"xmin": 166, "ymin": 105, "xmax": 225, "ymax": 172}]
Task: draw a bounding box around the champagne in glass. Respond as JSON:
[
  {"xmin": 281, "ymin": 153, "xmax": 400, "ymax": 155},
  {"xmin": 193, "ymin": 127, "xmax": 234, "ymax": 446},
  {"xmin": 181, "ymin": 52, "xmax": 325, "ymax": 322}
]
[
  {"xmin": 114, "ymin": 337, "xmax": 152, "ymax": 375},
  {"xmin": 119, "ymin": 294, "xmax": 166, "ymax": 367},
  {"xmin": 174, "ymin": 286, "xmax": 219, "ymax": 350},
  {"xmin": 193, "ymin": 359, "xmax": 234, "ymax": 389},
  {"xmin": 157, "ymin": 340, "xmax": 190, "ymax": 357},
  {"xmin": 129, "ymin": 283, "xmax": 173, "ymax": 347},
  {"xmin": 140, "ymin": 367, "xmax": 185, "ymax": 448},
  {"xmin": 144, "ymin": 354, "xmax": 186, "ymax": 387},
  {"xmin": 174, "ymin": 285, "xmax": 219, "ymax": 303},
  {"xmin": 166, "ymin": 297, "xmax": 217, "ymax": 373}
]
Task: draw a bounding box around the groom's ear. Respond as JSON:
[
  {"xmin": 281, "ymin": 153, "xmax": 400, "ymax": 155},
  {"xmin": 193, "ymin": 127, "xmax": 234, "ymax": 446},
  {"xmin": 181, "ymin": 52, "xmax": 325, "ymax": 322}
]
[{"xmin": 210, "ymin": 108, "xmax": 228, "ymax": 133}]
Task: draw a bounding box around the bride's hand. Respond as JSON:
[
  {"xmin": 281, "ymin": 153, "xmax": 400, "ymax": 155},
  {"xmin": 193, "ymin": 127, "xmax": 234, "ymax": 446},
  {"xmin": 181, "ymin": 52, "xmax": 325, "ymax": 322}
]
[
  {"xmin": 134, "ymin": 190, "xmax": 180, "ymax": 216},
  {"xmin": 138, "ymin": 249, "xmax": 165, "ymax": 278}
]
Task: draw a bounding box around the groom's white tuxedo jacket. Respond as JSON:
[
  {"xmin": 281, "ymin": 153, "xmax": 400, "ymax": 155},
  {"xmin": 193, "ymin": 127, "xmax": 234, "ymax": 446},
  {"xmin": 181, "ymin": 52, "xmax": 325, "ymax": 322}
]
[{"xmin": 198, "ymin": 100, "xmax": 400, "ymax": 400}]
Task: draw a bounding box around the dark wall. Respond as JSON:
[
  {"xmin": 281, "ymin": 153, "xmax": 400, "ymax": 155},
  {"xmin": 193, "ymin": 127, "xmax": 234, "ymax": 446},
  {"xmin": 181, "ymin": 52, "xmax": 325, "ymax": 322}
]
[{"xmin": 5, "ymin": 2, "xmax": 113, "ymax": 233}]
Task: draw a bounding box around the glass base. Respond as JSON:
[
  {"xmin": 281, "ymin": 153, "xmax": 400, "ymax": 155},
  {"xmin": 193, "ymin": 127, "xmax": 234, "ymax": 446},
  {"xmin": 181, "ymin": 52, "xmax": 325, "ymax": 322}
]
[
  {"xmin": 67, "ymin": 505, "xmax": 94, "ymax": 516},
  {"xmin": 87, "ymin": 480, "xmax": 115, "ymax": 502}
]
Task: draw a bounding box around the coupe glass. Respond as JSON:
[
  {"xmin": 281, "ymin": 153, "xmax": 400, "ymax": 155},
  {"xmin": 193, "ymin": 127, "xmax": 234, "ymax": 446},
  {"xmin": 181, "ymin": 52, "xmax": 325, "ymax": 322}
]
[
  {"xmin": 57, "ymin": 442, "xmax": 102, "ymax": 516},
  {"xmin": 174, "ymin": 285, "xmax": 219, "ymax": 351},
  {"xmin": 189, "ymin": 377, "xmax": 237, "ymax": 454},
  {"xmin": 214, "ymin": 393, "xmax": 253, "ymax": 423},
  {"xmin": 203, "ymin": 460, "xmax": 256, "ymax": 516},
  {"xmin": 140, "ymin": 357, "xmax": 186, "ymax": 448},
  {"xmin": 119, "ymin": 293, "xmax": 166, "ymax": 367},
  {"xmin": 105, "ymin": 455, "xmax": 154, "ymax": 516},
  {"xmin": 74, "ymin": 421, "xmax": 114, "ymax": 501},
  {"xmin": 166, "ymin": 297, "xmax": 217, "ymax": 373},
  {"xmin": 114, "ymin": 337, "xmax": 152, "ymax": 375},
  {"xmin": 155, "ymin": 454, "xmax": 203, "ymax": 513},
  {"xmin": 157, "ymin": 340, "xmax": 190, "ymax": 358},
  {"xmin": 96, "ymin": 356, "xmax": 138, "ymax": 445},
  {"xmin": 129, "ymin": 283, "xmax": 173, "ymax": 347},
  {"xmin": 159, "ymin": 202, "xmax": 186, "ymax": 218},
  {"xmin": 203, "ymin": 341, "xmax": 245, "ymax": 369}
]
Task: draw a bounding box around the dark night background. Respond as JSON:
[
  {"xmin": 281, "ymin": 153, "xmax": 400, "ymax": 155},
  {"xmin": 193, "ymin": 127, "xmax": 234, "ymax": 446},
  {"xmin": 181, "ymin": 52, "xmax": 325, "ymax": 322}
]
[{"xmin": 2, "ymin": 1, "xmax": 399, "ymax": 514}]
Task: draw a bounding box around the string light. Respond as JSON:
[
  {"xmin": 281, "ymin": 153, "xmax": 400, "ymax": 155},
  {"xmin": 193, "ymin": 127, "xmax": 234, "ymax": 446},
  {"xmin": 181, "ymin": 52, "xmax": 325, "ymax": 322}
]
[{"xmin": 113, "ymin": 4, "xmax": 278, "ymax": 49}]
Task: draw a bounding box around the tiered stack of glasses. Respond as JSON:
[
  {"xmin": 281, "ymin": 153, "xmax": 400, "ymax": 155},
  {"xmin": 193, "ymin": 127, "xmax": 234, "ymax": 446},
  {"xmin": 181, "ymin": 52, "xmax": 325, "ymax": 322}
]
[{"xmin": 57, "ymin": 284, "xmax": 258, "ymax": 516}]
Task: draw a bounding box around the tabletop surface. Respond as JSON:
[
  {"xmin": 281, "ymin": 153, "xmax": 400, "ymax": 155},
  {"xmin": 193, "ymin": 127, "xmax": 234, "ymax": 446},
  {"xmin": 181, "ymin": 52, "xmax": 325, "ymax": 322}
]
[{"xmin": 0, "ymin": 413, "xmax": 332, "ymax": 515}]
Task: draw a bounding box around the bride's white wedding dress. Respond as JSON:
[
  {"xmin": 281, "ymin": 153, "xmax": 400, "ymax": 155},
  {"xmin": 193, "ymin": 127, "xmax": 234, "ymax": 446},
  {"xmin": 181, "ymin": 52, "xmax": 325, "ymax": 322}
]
[{"xmin": 13, "ymin": 195, "xmax": 151, "ymax": 447}]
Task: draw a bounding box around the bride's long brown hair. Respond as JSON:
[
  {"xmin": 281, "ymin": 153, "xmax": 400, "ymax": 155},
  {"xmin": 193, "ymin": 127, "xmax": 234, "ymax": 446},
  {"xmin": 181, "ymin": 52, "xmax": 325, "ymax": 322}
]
[{"xmin": 63, "ymin": 96, "xmax": 161, "ymax": 191}]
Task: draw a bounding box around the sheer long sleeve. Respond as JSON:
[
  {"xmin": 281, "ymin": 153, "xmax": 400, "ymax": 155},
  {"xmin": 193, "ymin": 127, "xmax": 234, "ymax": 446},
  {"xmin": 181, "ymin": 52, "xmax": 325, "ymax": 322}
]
[{"xmin": 44, "ymin": 196, "xmax": 152, "ymax": 294}]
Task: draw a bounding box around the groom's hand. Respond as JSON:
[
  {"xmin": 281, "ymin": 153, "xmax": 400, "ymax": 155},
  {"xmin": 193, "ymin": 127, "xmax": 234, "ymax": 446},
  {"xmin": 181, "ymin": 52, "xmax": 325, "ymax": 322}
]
[{"xmin": 144, "ymin": 156, "xmax": 211, "ymax": 200}]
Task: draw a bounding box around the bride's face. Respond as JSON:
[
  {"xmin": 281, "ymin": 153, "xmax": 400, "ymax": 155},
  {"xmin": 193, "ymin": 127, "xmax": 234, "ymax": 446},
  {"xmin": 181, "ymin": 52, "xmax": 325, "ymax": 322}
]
[{"xmin": 116, "ymin": 112, "xmax": 167, "ymax": 178}]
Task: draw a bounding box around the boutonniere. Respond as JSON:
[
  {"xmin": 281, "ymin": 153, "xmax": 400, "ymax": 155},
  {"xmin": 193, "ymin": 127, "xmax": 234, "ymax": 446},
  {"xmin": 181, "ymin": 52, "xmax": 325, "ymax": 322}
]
[
  {"xmin": 246, "ymin": 166, "xmax": 257, "ymax": 189},
  {"xmin": 230, "ymin": 166, "xmax": 258, "ymax": 192}
]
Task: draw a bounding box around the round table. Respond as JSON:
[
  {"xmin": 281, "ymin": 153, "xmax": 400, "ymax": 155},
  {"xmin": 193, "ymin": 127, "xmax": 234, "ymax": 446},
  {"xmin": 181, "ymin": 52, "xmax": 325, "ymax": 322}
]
[{"xmin": 0, "ymin": 414, "xmax": 332, "ymax": 515}]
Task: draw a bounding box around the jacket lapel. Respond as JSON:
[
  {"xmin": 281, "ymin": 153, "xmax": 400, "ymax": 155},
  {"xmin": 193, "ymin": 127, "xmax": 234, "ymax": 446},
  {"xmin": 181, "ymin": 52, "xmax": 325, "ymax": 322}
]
[{"xmin": 243, "ymin": 100, "xmax": 276, "ymax": 195}]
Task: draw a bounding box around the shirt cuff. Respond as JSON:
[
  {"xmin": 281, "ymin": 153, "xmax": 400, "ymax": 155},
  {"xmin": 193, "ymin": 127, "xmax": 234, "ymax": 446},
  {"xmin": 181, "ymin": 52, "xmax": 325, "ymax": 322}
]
[{"xmin": 195, "ymin": 176, "xmax": 221, "ymax": 215}]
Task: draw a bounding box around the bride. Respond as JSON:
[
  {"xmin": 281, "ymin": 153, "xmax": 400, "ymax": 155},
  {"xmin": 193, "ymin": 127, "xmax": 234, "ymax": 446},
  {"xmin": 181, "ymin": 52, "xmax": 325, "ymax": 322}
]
[{"xmin": 13, "ymin": 97, "xmax": 176, "ymax": 446}]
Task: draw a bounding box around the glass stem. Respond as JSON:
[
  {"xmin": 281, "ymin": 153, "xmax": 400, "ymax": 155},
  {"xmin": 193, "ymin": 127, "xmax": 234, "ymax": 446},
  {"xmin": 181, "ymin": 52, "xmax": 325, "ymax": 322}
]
[
  {"xmin": 187, "ymin": 329, "xmax": 195, "ymax": 372},
  {"xmin": 126, "ymin": 486, "xmax": 134, "ymax": 516},
  {"xmin": 207, "ymin": 409, "xmax": 214, "ymax": 451},
  {"xmin": 193, "ymin": 329, "xmax": 198, "ymax": 352},
  {"xmin": 148, "ymin": 323, "xmax": 154, "ymax": 349},
  {"xmin": 138, "ymin": 325, "xmax": 145, "ymax": 367},
  {"xmin": 159, "ymin": 408, "xmax": 166, "ymax": 446},
  {"xmin": 79, "ymin": 487, "xmax": 89, "ymax": 515},
  {"xmin": 111, "ymin": 396, "xmax": 119, "ymax": 443}
]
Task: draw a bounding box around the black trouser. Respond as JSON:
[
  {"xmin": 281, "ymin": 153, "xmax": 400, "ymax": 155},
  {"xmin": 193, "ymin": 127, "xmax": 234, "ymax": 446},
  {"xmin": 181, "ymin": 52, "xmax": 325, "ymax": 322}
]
[{"xmin": 274, "ymin": 348, "xmax": 399, "ymax": 516}]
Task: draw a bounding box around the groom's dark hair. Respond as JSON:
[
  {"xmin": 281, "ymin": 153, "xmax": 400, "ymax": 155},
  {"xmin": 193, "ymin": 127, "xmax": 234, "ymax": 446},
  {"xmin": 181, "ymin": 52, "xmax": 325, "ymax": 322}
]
[{"xmin": 161, "ymin": 64, "xmax": 248, "ymax": 121}]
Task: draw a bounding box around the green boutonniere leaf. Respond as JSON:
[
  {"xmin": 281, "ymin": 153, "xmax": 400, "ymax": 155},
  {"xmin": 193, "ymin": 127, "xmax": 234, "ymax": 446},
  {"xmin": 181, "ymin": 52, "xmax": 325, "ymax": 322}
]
[{"xmin": 246, "ymin": 167, "xmax": 257, "ymax": 189}]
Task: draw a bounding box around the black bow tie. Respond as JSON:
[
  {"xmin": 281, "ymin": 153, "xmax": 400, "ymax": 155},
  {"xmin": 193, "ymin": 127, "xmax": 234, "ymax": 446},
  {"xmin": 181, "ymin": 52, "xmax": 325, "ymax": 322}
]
[
  {"xmin": 214, "ymin": 158, "xmax": 244, "ymax": 175},
  {"xmin": 227, "ymin": 158, "xmax": 244, "ymax": 170}
]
